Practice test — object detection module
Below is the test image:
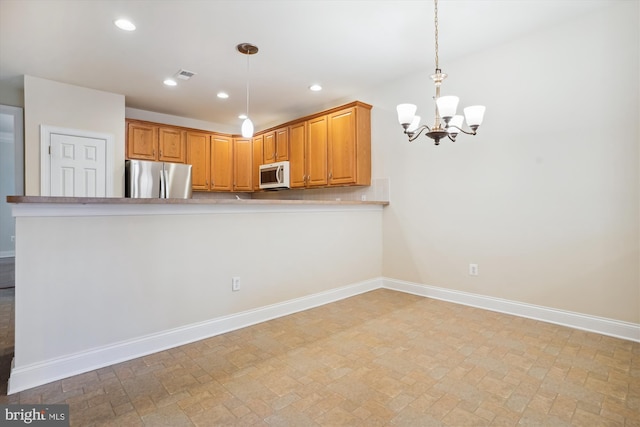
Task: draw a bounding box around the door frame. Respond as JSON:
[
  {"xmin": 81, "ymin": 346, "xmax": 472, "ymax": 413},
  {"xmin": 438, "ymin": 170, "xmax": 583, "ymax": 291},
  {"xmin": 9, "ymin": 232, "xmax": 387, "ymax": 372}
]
[{"xmin": 40, "ymin": 125, "xmax": 114, "ymax": 197}]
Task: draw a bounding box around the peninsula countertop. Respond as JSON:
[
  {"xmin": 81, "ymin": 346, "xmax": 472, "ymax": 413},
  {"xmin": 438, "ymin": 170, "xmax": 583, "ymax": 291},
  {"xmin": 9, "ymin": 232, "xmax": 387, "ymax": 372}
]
[
  {"xmin": 7, "ymin": 196, "xmax": 388, "ymax": 217},
  {"xmin": 7, "ymin": 196, "xmax": 388, "ymax": 206}
]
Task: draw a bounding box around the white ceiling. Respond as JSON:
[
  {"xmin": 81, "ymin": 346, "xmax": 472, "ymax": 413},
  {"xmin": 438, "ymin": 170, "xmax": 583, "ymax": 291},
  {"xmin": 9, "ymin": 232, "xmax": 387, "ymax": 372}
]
[{"xmin": 0, "ymin": 0, "xmax": 612, "ymax": 131}]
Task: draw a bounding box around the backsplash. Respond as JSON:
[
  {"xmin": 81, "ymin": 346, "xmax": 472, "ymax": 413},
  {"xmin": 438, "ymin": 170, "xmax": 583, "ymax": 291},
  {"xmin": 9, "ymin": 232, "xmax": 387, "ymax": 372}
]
[{"xmin": 193, "ymin": 178, "xmax": 390, "ymax": 202}]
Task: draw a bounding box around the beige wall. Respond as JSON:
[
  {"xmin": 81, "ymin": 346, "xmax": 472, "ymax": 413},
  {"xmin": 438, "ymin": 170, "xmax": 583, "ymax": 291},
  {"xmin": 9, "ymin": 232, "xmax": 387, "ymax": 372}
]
[
  {"xmin": 23, "ymin": 75, "xmax": 125, "ymax": 196},
  {"xmin": 362, "ymin": 1, "xmax": 638, "ymax": 323},
  {"xmin": 0, "ymin": 78, "xmax": 24, "ymax": 108},
  {"xmin": 14, "ymin": 207, "xmax": 382, "ymax": 366}
]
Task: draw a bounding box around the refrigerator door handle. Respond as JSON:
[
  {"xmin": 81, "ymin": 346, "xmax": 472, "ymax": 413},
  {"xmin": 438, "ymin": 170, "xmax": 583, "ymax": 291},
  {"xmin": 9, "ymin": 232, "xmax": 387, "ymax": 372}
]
[{"xmin": 160, "ymin": 166, "xmax": 167, "ymax": 198}]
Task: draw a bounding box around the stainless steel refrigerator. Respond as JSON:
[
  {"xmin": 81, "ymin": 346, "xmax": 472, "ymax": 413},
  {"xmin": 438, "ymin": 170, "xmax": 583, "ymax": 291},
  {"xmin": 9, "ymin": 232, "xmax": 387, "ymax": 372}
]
[{"xmin": 125, "ymin": 160, "xmax": 192, "ymax": 198}]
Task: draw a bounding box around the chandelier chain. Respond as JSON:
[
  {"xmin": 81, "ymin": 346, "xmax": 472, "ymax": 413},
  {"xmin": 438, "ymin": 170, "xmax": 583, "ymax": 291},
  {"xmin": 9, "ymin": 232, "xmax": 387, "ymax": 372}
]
[{"xmin": 434, "ymin": 0, "xmax": 439, "ymax": 71}]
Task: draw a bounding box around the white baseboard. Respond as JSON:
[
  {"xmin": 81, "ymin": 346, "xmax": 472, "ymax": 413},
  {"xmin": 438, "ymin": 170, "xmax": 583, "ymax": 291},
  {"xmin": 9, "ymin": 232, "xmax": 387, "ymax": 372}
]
[
  {"xmin": 9, "ymin": 276, "xmax": 639, "ymax": 394},
  {"xmin": 382, "ymin": 277, "xmax": 640, "ymax": 343},
  {"xmin": 8, "ymin": 278, "xmax": 380, "ymax": 394}
]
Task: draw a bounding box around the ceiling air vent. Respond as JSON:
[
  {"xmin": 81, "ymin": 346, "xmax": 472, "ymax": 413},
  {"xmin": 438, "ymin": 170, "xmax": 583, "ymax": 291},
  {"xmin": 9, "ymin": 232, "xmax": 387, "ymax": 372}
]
[{"xmin": 175, "ymin": 69, "xmax": 197, "ymax": 80}]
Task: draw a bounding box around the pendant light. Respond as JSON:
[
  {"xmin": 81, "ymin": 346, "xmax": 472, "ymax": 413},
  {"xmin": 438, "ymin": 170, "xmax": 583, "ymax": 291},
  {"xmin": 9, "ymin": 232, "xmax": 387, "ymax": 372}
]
[
  {"xmin": 237, "ymin": 43, "xmax": 258, "ymax": 138},
  {"xmin": 397, "ymin": 0, "xmax": 485, "ymax": 145}
]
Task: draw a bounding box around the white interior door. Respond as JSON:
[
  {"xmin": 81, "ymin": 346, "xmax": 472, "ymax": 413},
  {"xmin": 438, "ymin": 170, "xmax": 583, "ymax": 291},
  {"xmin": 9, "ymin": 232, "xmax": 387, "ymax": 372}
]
[
  {"xmin": 41, "ymin": 126, "xmax": 114, "ymax": 197},
  {"xmin": 51, "ymin": 134, "xmax": 106, "ymax": 197}
]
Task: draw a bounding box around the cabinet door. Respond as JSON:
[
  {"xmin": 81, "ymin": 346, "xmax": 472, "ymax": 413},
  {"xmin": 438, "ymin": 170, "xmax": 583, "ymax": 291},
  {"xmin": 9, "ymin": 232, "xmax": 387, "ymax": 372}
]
[
  {"xmin": 252, "ymin": 135, "xmax": 264, "ymax": 191},
  {"xmin": 233, "ymin": 138, "xmax": 252, "ymax": 191},
  {"xmin": 158, "ymin": 127, "xmax": 186, "ymax": 163},
  {"xmin": 211, "ymin": 135, "xmax": 233, "ymax": 191},
  {"xmin": 275, "ymin": 127, "xmax": 289, "ymax": 161},
  {"xmin": 306, "ymin": 115, "xmax": 328, "ymax": 187},
  {"xmin": 186, "ymin": 131, "xmax": 211, "ymax": 191},
  {"xmin": 263, "ymin": 131, "xmax": 276, "ymax": 164},
  {"xmin": 288, "ymin": 121, "xmax": 306, "ymax": 188},
  {"xmin": 127, "ymin": 122, "xmax": 157, "ymax": 160},
  {"xmin": 328, "ymin": 107, "xmax": 357, "ymax": 185}
]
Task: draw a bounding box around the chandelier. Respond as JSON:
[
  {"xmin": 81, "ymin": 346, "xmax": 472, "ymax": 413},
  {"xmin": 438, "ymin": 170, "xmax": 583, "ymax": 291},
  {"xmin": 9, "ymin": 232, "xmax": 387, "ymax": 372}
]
[
  {"xmin": 396, "ymin": 0, "xmax": 485, "ymax": 145},
  {"xmin": 237, "ymin": 43, "xmax": 259, "ymax": 138}
]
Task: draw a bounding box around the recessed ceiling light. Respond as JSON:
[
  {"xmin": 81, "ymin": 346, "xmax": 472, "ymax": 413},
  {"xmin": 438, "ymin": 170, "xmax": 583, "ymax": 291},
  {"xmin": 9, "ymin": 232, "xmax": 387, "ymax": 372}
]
[
  {"xmin": 114, "ymin": 19, "xmax": 136, "ymax": 31},
  {"xmin": 163, "ymin": 79, "xmax": 177, "ymax": 87},
  {"xmin": 238, "ymin": 114, "xmax": 248, "ymax": 120},
  {"xmin": 309, "ymin": 84, "xmax": 322, "ymax": 92},
  {"xmin": 217, "ymin": 92, "xmax": 229, "ymax": 99}
]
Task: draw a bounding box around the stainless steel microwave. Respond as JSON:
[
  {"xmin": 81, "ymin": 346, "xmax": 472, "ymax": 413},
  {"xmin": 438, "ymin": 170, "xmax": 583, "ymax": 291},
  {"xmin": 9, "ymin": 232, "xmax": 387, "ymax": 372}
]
[{"xmin": 259, "ymin": 161, "xmax": 290, "ymax": 190}]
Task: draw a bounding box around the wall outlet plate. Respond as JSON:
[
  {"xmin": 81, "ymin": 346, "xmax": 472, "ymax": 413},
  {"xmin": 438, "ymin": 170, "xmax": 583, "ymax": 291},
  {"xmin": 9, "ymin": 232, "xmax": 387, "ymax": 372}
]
[
  {"xmin": 469, "ymin": 264, "xmax": 478, "ymax": 276},
  {"xmin": 232, "ymin": 276, "xmax": 240, "ymax": 291}
]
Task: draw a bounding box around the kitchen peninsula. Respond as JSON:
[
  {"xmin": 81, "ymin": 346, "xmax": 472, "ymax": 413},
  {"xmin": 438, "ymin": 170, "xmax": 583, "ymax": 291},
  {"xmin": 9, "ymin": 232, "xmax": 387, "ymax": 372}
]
[{"xmin": 7, "ymin": 196, "xmax": 386, "ymax": 394}]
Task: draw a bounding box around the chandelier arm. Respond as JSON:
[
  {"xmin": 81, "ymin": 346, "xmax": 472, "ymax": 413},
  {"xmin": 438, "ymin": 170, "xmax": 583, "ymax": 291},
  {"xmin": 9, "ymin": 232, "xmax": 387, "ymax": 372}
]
[
  {"xmin": 406, "ymin": 125, "xmax": 430, "ymax": 142},
  {"xmin": 446, "ymin": 125, "xmax": 477, "ymax": 136}
]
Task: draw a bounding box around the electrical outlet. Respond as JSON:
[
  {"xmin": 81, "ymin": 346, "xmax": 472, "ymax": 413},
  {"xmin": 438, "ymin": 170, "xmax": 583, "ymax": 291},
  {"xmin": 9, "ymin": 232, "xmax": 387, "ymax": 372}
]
[
  {"xmin": 10, "ymin": 236, "xmax": 15, "ymax": 243},
  {"xmin": 469, "ymin": 264, "xmax": 478, "ymax": 276},
  {"xmin": 232, "ymin": 276, "xmax": 241, "ymax": 291},
  {"xmin": 361, "ymin": 194, "xmax": 367, "ymax": 201}
]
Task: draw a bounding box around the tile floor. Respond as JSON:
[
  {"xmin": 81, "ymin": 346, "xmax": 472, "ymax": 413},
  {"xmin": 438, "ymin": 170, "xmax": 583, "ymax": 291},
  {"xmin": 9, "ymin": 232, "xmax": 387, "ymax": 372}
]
[{"xmin": 0, "ymin": 288, "xmax": 638, "ymax": 426}]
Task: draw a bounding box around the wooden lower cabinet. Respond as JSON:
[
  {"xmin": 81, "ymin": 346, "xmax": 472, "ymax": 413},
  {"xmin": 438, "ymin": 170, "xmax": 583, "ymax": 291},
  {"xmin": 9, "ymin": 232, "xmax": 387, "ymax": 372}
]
[{"xmin": 233, "ymin": 138, "xmax": 252, "ymax": 192}]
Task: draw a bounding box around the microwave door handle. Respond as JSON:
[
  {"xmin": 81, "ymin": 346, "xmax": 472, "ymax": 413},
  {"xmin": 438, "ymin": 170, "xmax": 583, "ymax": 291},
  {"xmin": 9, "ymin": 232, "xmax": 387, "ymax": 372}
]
[{"xmin": 277, "ymin": 165, "xmax": 283, "ymax": 183}]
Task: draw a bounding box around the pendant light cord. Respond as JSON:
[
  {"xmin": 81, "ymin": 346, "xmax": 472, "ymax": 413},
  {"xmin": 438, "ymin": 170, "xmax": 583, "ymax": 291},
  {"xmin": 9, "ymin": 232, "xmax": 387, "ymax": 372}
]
[{"xmin": 246, "ymin": 53, "xmax": 250, "ymax": 118}]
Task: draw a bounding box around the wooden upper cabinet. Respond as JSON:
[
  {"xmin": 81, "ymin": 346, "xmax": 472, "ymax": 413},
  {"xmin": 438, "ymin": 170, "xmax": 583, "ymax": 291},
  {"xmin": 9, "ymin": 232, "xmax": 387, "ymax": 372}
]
[
  {"xmin": 327, "ymin": 107, "xmax": 357, "ymax": 185},
  {"xmin": 306, "ymin": 115, "xmax": 328, "ymax": 187},
  {"xmin": 252, "ymin": 135, "xmax": 264, "ymax": 191},
  {"xmin": 233, "ymin": 138, "xmax": 252, "ymax": 192},
  {"xmin": 288, "ymin": 121, "xmax": 307, "ymax": 188},
  {"xmin": 126, "ymin": 120, "xmax": 186, "ymax": 163},
  {"xmin": 328, "ymin": 104, "xmax": 371, "ymax": 186},
  {"xmin": 127, "ymin": 121, "xmax": 157, "ymax": 160},
  {"xmin": 262, "ymin": 127, "xmax": 288, "ymax": 163},
  {"xmin": 263, "ymin": 131, "xmax": 276, "ymax": 164},
  {"xmin": 275, "ymin": 127, "xmax": 289, "ymax": 161},
  {"xmin": 158, "ymin": 127, "xmax": 186, "ymax": 163},
  {"xmin": 186, "ymin": 131, "xmax": 211, "ymax": 191},
  {"xmin": 126, "ymin": 100, "xmax": 370, "ymax": 193},
  {"xmin": 211, "ymin": 134, "xmax": 233, "ymax": 191}
]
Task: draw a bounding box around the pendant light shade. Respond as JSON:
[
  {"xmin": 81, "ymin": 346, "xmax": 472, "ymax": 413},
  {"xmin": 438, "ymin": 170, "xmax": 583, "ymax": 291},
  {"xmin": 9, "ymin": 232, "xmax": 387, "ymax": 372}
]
[
  {"xmin": 241, "ymin": 118, "xmax": 254, "ymax": 138},
  {"xmin": 237, "ymin": 43, "xmax": 258, "ymax": 138}
]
